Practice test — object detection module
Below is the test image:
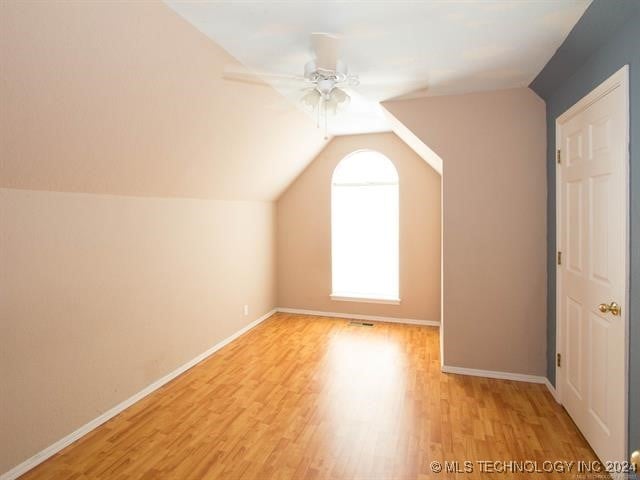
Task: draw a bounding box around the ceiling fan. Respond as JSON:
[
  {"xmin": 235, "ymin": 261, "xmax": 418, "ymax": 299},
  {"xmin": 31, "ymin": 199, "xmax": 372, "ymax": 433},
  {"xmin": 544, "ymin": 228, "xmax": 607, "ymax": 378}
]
[{"xmin": 223, "ymin": 33, "xmax": 360, "ymax": 140}]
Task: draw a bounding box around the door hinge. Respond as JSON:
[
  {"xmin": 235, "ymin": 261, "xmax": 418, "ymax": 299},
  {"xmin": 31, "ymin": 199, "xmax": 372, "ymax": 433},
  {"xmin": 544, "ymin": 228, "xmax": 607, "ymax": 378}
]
[
  {"xmin": 557, "ymin": 251, "xmax": 562, "ymax": 265},
  {"xmin": 557, "ymin": 353, "xmax": 561, "ymax": 368},
  {"xmin": 557, "ymin": 149, "xmax": 561, "ymax": 164}
]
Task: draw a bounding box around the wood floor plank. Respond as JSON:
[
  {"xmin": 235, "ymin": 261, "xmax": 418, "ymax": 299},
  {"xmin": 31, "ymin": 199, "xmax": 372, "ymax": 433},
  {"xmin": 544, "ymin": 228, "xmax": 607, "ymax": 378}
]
[{"xmin": 19, "ymin": 313, "xmax": 598, "ymax": 479}]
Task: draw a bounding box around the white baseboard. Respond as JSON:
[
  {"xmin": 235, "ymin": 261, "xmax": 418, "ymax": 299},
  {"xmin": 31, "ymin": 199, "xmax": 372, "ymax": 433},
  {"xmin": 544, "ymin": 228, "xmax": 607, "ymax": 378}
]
[
  {"xmin": 0, "ymin": 309, "xmax": 276, "ymax": 480},
  {"xmin": 441, "ymin": 364, "xmax": 547, "ymax": 384},
  {"xmin": 276, "ymin": 307, "xmax": 439, "ymax": 327},
  {"xmin": 544, "ymin": 378, "xmax": 560, "ymax": 403}
]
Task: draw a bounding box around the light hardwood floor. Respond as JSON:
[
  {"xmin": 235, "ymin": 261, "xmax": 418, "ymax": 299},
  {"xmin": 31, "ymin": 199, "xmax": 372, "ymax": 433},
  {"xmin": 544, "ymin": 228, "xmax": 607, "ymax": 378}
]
[{"xmin": 20, "ymin": 313, "xmax": 597, "ymax": 479}]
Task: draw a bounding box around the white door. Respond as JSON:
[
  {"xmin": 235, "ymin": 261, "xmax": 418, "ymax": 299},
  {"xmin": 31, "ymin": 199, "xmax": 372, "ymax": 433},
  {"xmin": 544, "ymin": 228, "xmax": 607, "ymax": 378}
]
[{"xmin": 557, "ymin": 66, "xmax": 628, "ymax": 464}]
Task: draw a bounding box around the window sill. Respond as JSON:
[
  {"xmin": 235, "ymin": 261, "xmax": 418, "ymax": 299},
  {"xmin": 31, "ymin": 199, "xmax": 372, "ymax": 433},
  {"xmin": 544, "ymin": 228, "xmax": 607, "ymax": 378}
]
[{"xmin": 330, "ymin": 294, "xmax": 401, "ymax": 305}]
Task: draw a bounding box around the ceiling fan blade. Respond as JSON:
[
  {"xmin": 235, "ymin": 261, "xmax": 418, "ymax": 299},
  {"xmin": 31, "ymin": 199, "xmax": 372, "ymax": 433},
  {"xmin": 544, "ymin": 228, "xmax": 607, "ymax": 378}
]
[
  {"xmin": 351, "ymin": 79, "xmax": 430, "ymax": 102},
  {"xmin": 222, "ymin": 72, "xmax": 270, "ymax": 87},
  {"xmin": 385, "ymin": 86, "xmax": 430, "ymax": 101},
  {"xmin": 222, "ymin": 66, "xmax": 307, "ymax": 87},
  {"xmin": 311, "ymin": 33, "xmax": 341, "ymax": 71}
]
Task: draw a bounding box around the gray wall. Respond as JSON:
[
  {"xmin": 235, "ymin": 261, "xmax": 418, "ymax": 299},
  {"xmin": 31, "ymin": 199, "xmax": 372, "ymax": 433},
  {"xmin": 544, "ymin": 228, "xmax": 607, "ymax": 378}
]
[{"xmin": 530, "ymin": 0, "xmax": 639, "ymax": 456}]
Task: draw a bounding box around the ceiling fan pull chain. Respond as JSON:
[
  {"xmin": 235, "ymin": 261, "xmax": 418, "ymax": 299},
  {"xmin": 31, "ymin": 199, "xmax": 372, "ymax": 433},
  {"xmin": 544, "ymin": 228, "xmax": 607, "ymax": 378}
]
[{"xmin": 324, "ymin": 98, "xmax": 328, "ymax": 140}]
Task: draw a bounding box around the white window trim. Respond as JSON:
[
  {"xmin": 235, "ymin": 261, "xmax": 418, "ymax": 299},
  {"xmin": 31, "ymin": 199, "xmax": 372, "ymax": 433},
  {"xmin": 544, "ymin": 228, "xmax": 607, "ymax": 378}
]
[{"xmin": 330, "ymin": 294, "xmax": 401, "ymax": 305}]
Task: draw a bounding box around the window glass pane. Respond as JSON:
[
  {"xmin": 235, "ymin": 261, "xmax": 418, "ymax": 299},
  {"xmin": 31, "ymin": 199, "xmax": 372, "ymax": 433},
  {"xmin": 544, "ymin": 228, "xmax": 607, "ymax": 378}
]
[
  {"xmin": 333, "ymin": 150, "xmax": 399, "ymax": 185},
  {"xmin": 331, "ymin": 151, "xmax": 399, "ymax": 300}
]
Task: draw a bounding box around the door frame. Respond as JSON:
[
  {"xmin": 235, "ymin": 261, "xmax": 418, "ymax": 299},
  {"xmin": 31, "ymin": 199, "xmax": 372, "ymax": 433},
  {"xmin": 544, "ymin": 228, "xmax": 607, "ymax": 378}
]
[{"xmin": 554, "ymin": 64, "xmax": 630, "ymax": 455}]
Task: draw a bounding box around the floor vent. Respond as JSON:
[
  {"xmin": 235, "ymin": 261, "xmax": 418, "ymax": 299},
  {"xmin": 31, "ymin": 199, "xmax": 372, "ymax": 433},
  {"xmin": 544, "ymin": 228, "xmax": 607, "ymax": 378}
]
[{"xmin": 348, "ymin": 321, "xmax": 375, "ymax": 327}]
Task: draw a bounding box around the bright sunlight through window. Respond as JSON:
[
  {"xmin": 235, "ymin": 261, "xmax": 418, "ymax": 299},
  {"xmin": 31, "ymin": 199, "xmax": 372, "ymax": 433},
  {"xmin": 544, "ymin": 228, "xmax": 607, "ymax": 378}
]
[{"xmin": 331, "ymin": 150, "xmax": 399, "ymax": 303}]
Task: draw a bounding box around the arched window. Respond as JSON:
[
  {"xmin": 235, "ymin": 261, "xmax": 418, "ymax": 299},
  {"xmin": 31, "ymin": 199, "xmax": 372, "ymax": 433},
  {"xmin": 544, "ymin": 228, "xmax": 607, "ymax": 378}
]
[{"xmin": 331, "ymin": 150, "xmax": 399, "ymax": 302}]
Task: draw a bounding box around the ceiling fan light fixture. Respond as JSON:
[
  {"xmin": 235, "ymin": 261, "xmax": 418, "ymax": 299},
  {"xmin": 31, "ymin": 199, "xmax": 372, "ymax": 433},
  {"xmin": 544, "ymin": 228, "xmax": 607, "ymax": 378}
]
[
  {"xmin": 301, "ymin": 88, "xmax": 321, "ymax": 107},
  {"xmin": 325, "ymin": 89, "xmax": 350, "ymax": 115},
  {"xmin": 332, "ymin": 88, "xmax": 348, "ymax": 104}
]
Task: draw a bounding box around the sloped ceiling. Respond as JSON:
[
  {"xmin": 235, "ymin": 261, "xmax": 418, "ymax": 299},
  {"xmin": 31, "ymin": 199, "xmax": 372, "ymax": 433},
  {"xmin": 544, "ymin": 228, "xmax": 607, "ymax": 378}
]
[
  {"xmin": 165, "ymin": 0, "xmax": 591, "ymax": 136},
  {"xmin": 0, "ymin": 1, "xmax": 327, "ymax": 201}
]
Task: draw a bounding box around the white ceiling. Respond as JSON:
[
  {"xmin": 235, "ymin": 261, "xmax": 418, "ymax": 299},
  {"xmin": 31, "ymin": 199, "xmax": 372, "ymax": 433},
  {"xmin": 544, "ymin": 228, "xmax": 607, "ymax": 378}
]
[{"xmin": 165, "ymin": 0, "xmax": 591, "ymax": 136}]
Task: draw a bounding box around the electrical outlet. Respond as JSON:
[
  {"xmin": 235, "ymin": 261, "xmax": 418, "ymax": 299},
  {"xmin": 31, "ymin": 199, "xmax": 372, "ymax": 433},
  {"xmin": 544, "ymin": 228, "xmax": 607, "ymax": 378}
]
[{"xmin": 243, "ymin": 305, "xmax": 249, "ymax": 316}]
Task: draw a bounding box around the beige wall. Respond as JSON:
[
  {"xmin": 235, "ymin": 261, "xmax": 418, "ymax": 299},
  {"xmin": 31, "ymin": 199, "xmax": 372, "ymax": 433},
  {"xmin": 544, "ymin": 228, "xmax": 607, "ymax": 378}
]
[
  {"xmin": 0, "ymin": 189, "xmax": 276, "ymax": 473},
  {"xmin": 0, "ymin": 0, "xmax": 326, "ymax": 201},
  {"xmin": 383, "ymin": 88, "xmax": 547, "ymax": 376},
  {"xmin": 0, "ymin": 0, "xmax": 288, "ymax": 473},
  {"xmin": 277, "ymin": 133, "xmax": 442, "ymax": 321}
]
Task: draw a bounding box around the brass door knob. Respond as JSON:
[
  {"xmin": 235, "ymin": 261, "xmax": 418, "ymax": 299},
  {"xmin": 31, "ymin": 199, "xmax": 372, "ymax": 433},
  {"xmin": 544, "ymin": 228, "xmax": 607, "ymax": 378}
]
[
  {"xmin": 631, "ymin": 450, "xmax": 639, "ymax": 473},
  {"xmin": 598, "ymin": 302, "xmax": 621, "ymax": 316}
]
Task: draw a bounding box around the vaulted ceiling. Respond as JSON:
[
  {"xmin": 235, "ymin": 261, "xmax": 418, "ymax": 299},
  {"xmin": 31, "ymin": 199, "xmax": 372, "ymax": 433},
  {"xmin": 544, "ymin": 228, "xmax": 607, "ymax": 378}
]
[
  {"xmin": 1, "ymin": 1, "xmax": 591, "ymax": 202},
  {"xmin": 0, "ymin": 0, "xmax": 327, "ymax": 201},
  {"xmin": 165, "ymin": 0, "xmax": 591, "ymax": 135}
]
